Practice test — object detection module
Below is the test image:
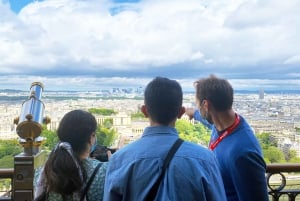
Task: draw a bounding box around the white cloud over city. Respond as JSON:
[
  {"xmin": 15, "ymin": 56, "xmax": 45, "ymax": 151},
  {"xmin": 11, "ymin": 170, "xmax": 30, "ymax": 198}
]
[{"xmin": 0, "ymin": 0, "xmax": 299, "ymax": 91}]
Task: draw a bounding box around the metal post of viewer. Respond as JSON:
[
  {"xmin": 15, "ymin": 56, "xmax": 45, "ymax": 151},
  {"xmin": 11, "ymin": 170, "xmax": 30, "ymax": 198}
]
[{"xmin": 12, "ymin": 82, "xmax": 50, "ymax": 201}]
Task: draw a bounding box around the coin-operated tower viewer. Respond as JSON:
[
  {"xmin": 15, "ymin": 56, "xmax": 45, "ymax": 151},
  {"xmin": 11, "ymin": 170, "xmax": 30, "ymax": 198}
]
[{"xmin": 13, "ymin": 82, "xmax": 50, "ymax": 201}]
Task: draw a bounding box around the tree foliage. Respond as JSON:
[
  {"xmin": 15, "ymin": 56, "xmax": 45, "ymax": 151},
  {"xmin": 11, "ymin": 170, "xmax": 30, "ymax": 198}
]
[
  {"xmin": 0, "ymin": 139, "xmax": 22, "ymax": 159},
  {"xmin": 96, "ymin": 126, "xmax": 117, "ymax": 147},
  {"xmin": 286, "ymin": 150, "xmax": 300, "ymax": 162},
  {"xmin": 256, "ymin": 132, "xmax": 300, "ymax": 163},
  {"xmin": 262, "ymin": 146, "xmax": 285, "ymax": 163},
  {"xmin": 88, "ymin": 108, "xmax": 117, "ymax": 116},
  {"xmin": 175, "ymin": 119, "xmax": 210, "ymax": 146},
  {"xmin": 94, "ymin": 117, "xmax": 118, "ymax": 147},
  {"xmin": 0, "ymin": 139, "xmax": 22, "ymax": 168},
  {"xmin": 131, "ymin": 111, "xmax": 146, "ymax": 120},
  {"xmin": 0, "ymin": 155, "xmax": 14, "ymax": 168},
  {"xmin": 40, "ymin": 126, "xmax": 59, "ymax": 151},
  {"xmin": 103, "ymin": 118, "xmax": 113, "ymax": 128},
  {"xmin": 257, "ymin": 132, "xmax": 277, "ymax": 148}
]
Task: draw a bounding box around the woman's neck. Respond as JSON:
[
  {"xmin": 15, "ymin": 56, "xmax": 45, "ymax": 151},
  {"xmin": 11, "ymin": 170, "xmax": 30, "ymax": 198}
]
[{"xmin": 80, "ymin": 150, "xmax": 90, "ymax": 159}]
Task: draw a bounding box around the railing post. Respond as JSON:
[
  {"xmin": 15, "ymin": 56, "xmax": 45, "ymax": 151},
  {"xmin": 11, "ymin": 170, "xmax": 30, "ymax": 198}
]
[{"xmin": 13, "ymin": 151, "xmax": 46, "ymax": 201}]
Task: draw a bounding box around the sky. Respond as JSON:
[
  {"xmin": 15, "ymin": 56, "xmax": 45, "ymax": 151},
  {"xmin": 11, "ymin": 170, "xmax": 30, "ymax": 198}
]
[{"xmin": 0, "ymin": 0, "xmax": 299, "ymax": 92}]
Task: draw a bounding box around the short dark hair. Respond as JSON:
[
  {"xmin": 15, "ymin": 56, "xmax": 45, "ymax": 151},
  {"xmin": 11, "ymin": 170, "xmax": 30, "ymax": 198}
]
[
  {"xmin": 194, "ymin": 75, "xmax": 233, "ymax": 111},
  {"xmin": 144, "ymin": 77, "xmax": 183, "ymax": 125}
]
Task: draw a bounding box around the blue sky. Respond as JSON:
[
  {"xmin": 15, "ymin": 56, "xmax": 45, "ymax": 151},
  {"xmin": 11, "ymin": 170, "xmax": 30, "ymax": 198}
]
[
  {"xmin": 8, "ymin": 0, "xmax": 34, "ymax": 13},
  {"xmin": 0, "ymin": 0, "xmax": 299, "ymax": 91}
]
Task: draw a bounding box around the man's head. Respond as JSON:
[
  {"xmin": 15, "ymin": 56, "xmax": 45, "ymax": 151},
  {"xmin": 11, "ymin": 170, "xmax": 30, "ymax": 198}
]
[
  {"xmin": 142, "ymin": 77, "xmax": 184, "ymax": 126},
  {"xmin": 194, "ymin": 75, "xmax": 233, "ymax": 122}
]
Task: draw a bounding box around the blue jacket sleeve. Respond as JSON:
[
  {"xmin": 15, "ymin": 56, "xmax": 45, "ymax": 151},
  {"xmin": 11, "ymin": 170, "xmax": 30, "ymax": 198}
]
[
  {"xmin": 193, "ymin": 110, "xmax": 213, "ymax": 129},
  {"xmin": 230, "ymin": 151, "xmax": 269, "ymax": 201}
]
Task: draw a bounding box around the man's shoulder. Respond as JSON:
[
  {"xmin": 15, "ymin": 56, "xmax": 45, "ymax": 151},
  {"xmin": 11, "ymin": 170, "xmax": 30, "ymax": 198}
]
[
  {"xmin": 177, "ymin": 141, "xmax": 215, "ymax": 161},
  {"xmin": 181, "ymin": 140, "xmax": 209, "ymax": 151}
]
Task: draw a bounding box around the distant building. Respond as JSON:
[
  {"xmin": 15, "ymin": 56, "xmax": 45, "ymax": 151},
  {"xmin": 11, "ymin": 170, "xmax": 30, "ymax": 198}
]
[{"xmin": 259, "ymin": 89, "xmax": 264, "ymax": 99}]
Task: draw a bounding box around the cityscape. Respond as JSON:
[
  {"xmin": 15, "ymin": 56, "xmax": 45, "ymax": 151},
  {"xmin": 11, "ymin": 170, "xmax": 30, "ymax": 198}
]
[
  {"xmin": 1, "ymin": 0, "xmax": 299, "ymax": 199},
  {"xmin": 1, "ymin": 87, "xmax": 300, "ymax": 157}
]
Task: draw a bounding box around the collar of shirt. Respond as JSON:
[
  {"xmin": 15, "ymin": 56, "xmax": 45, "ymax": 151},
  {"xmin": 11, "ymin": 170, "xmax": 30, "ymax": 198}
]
[{"xmin": 142, "ymin": 126, "xmax": 179, "ymax": 137}]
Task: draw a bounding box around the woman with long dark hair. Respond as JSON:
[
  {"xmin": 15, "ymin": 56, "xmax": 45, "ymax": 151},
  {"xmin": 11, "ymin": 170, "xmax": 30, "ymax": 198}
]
[{"xmin": 34, "ymin": 110, "xmax": 108, "ymax": 201}]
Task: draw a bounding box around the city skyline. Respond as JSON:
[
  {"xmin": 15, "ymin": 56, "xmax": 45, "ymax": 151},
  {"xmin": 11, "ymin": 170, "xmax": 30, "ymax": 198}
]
[{"xmin": 0, "ymin": 0, "xmax": 299, "ymax": 91}]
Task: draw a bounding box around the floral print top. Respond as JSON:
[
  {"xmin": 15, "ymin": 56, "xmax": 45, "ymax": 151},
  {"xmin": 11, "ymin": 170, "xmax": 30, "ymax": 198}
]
[{"xmin": 34, "ymin": 158, "xmax": 108, "ymax": 201}]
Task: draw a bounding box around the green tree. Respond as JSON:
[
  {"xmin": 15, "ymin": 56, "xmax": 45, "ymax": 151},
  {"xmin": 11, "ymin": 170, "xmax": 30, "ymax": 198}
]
[
  {"xmin": 131, "ymin": 111, "xmax": 146, "ymax": 120},
  {"xmin": 194, "ymin": 123, "xmax": 211, "ymax": 145},
  {"xmin": 257, "ymin": 132, "xmax": 287, "ymax": 163},
  {"xmin": 256, "ymin": 132, "xmax": 277, "ymax": 148},
  {"xmin": 286, "ymin": 150, "xmax": 300, "ymax": 162},
  {"xmin": 0, "ymin": 139, "xmax": 22, "ymax": 158},
  {"xmin": 175, "ymin": 119, "xmax": 210, "ymax": 145},
  {"xmin": 0, "ymin": 139, "xmax": 22, "ymax": 168},
  {"xmin": 103, "ymin": 118, "xmax": 113, "ymax": 128},
  {"xmin": 263, "ymin": 146, "xmax": 285, "ymax": 163},
  {"xmin": 88, "ymin": 108, "xmax": 117, "ymax": 116},
  {"xmin": 40, "ymin": 127, "xmax": 59, "ymax": 151},
  {"xmin": 87, "ymin": 108, "xmax": 119, "ymax": 146},
  {"xmin": 0, "ymin": 155, "xmax": 14, "ymax": 168},
  {"xmin": 96, "ymin": 126, "xmax": 117, "ymax": 147}
]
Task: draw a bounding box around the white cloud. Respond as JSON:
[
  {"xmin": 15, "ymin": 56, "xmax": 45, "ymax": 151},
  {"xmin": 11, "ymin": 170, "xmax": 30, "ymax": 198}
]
[
  {"xmin": 0, "ymin": 74, "xmax": 299, "ymax": 92},
  {"xmin": 0, "ymin": 0, "xmax": 299, "ymax": 90},
  {"xmin": 284, "ymin": 55, "xmax": 300, "ymax": 65},
  {"xmin": 230, "ymin": 78, "xmax": 300, "ymax": 91},
  {"xmin": 0, "ymin": 75, "xmax": 150, "ymax": 91},
  {"xmin": 221, "ymin": 0, "xmax": 300, "ymax": 66}
]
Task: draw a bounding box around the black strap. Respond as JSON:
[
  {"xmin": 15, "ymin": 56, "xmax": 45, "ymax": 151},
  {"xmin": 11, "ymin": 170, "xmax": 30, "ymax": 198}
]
[
  {"xmin": 144, "ymin": 138, "xmax": 184, "ymax": 201},
  {"xmin": 80, "ymin": 163, "xmax": 102, "ymax": 201}
]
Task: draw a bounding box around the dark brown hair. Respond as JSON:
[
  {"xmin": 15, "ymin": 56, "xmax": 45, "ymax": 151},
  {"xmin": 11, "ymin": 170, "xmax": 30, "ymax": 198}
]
[
  {"xmin": 194, "ymin": 74, "xmax": 233, "ymax": 111},
  {"xmin": 43, "ymin": 110, "xmax": 97, "ymax": 196}
]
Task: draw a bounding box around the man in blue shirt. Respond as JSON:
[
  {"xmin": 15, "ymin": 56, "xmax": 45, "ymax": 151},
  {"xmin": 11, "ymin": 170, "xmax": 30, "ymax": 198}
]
[
  {"xmin": 186, "ymin": 75, "xmax": 269, "ymax": 201},
  {"xmin": 104, "ymin": 77, "xmax": 226, "ymax": 201}
]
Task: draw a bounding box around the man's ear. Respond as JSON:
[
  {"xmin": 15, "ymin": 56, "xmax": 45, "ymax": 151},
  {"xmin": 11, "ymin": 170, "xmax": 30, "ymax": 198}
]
[
  {"xmin": 177, "ymin": 106, "xmax": 185, "ymax": 118},
  {"xmin": 141, "ymin": 105, "xmax": 148, "ymax": 117}
]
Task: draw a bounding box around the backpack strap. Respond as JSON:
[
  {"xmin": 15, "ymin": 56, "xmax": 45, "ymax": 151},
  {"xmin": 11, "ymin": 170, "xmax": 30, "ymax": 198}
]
[
  {"xmin": 80, "ymin": 163, "xmax": 103, "ymax": 201},
  {"xmin": 144, "ymin": 138, "xmax": 184, "ymax": 201}
]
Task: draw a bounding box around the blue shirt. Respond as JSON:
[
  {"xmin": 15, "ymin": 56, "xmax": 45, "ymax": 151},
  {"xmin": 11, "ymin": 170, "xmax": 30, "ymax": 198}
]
[
  {"xmin": 194, "ymin": 111, "xmax": 269, "ymax": 201},
  {"xmin": 104, "ymin": 126, "xmax": 226, "ymax": 201}
]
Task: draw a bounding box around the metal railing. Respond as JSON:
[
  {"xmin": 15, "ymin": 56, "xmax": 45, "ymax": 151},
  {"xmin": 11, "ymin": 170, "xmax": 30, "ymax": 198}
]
[
  {"xmin": 1, "ymin": 163, "xmax": 300, "ymax": 201},
  {"xmin": 267, "ymin": 163, "xmax": 300, "ymax": 201},
  {"xmin": 0, "ymin": 169, "xmax": 13, "ymax": 201}
]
